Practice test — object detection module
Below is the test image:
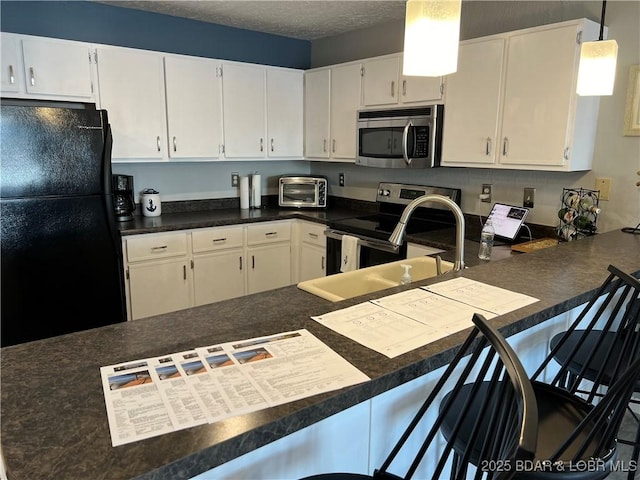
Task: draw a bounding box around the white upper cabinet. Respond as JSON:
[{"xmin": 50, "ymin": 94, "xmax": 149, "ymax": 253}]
[
  {"xmin": 164, "ymin": 55, "xmax": 222, "ymax": 159},
  {"xmin": 442, "ymin": 18, "xmax": 601, "ymax": 171},
  {"xmin": 362, "ymin": 54, "xmax": 443, "ymax": 107},
  {"xmin": 96, "ymin": 46, "xmax": 167, "ymax": 161},
  {"xmin": 1, "ymin": 33, "xmax": 95, "ymax": 101},
  {"xmin": 222, "ymin": 62, "xmax": 266, "ymax": 158},
  {"xmin": 304, "ymin": 68, "xmax": 331, "ymax": 159},
  {"xmin": 266, "ymin": 68, "xmax": 304, "ymax": 158},
  {"xmin": 1, "ymin": 34, "xmax": 21, "ymax": 94},
  {"xmin": 441, "ymin": 38, "xmax": 505, "ymax": 166},
  {"xmin": 498, "ymin": 21, "xmax": 599, "ymax": 169},
  {"xmin": 222, "ymin": 63, "xmax": 304, "ymax": 159},
  {"xmin": 330, "ymin": 62, "xmax": 362, "ymax": 160}
]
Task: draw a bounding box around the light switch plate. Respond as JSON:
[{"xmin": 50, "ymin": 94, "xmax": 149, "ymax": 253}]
[
  {"xmin": 523, "ymin": 187, "xmax": 535, "ymax": 208},
  {"xmin": 595, "ymin": 178, "xmax": 611, "ymax": 201}
]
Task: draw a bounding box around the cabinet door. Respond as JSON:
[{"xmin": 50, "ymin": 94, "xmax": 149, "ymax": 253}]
[
  {"xmin": 304, "ymin": 69, "xmax": 331, "ymax": 158},
  {"xmin": 128, "ymin": 259, "xmax": 192, "ymax": 320},
  {"xmin": 1, "ymin": 34, "xmax": 22, "ymax": 94},
  {"xmin": 247, "ymin": 243, "xmax": 291, "ymax": 295},
  {"xmin": 96, "ymin": 46, "xmax": 167, "ymax": 160},
  {"xmin": 266, "ymin": 68, "xmax": 303, "ymax": 158},
  {"xmin": 22, "ymin": 37, "xmax": 94, "ymax": 99},
  {"xmin": 164, "ymin": 55, "xmax": 222, "ymax": 159},
  {"xmin": 362, "ymin": 56, "xmax": 399, "ymax": 107},
  {"xmin": 330, "ymin": 63, "xmax": 362, "ymax": 160},
  {"xmin": 222, "ymin": 63, "xmax": 266, "ymax": 158},
  {"xmin": 441, "ymin": 38, "xmax": 505, "ymax": 166},
  {"xmin": 193, "ymin": 250, "xmax": 245, "ymax": 306},
  {"xmin": 299, "ymin": 243, "xmax": 326, "ymax": 282},
  {"xmin": 400, "ymin": 75, "xmax": 443, "ymax": 104},
  {"xmin": 499, "ymin": 24, "xmax": 580, "ymax": 167}
]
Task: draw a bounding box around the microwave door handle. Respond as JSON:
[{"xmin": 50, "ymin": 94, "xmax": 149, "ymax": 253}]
[{"xmin": 402, "ymin": 121, "xmax": 413, "ymax": 165}]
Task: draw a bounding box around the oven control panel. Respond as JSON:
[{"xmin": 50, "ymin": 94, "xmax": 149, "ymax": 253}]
[{"xmin": 376, "ymin": 182, "xmax": 461, "ymax": 207}]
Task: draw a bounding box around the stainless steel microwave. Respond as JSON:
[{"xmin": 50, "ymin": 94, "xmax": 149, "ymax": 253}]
[
  {"xmin": 356, "ymin": 105, "xmax": 444, "ymax": 168},
  {"xmin": 278, "ymin": 175, "xmax": 327, "ymax": 208}
]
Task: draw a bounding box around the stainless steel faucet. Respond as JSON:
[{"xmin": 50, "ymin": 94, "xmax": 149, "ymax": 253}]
[{"xmin": 389, "ymin": 194, "xmax": 466, "ymax": 271}]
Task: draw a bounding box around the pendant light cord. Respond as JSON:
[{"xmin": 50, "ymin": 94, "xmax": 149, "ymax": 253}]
[{"xmin": 599, "ymin": 1, "xmax": 607, "ymax": 41}]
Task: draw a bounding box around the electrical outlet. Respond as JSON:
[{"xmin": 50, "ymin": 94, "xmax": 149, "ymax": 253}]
[
  {"xmin": 231, "ymin": 172, "xmax": 239, "ymax": 187},
  {"xmin": 481, "ymin": 184, "xmax": 492, "ymax": 203},
  {"xmin": 595, "ymin": 177, "xmax": 611, "ymax": 201},
  {"xmin": 339, "ymin": 173, "xmax": 345, "ymax": 187},
  {"xmin": 523, "ymin": 187, "xmax": 535, "ymax": 208}
]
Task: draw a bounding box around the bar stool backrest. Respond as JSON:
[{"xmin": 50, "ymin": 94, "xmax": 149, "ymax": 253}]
[{"xmin": 373, "ymin": 313, "xmax": 538, "ymax": 480}]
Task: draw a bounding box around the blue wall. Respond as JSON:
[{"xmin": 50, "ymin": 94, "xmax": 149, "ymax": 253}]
[{"xmin": 0, "ymin": 1, "xmax": 310, "ymax": 69}]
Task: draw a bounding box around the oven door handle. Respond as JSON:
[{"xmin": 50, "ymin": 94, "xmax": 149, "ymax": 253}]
[
  {"xmin": 402, "ymin": 121, "xmax": 413, "ymax": 166},
  {"xmin": 324, "ymin": 229, "xmax": 400, "ymax": 253}
]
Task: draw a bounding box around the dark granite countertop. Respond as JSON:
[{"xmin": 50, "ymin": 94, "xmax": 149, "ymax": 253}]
[{"xmin": 2, "ymin": 229, "xmax": 639, "ymax": 480}]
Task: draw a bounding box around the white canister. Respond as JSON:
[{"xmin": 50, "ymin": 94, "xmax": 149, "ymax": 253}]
[{"xmin": 141, "ymin": 188, "xmax": 161, "ymax": 217}]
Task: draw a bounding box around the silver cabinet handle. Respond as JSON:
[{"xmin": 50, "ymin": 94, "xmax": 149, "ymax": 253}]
[
  {"xmin": 8, "ymin": 65, "xmax": 14, "ymax": 84},
  {"xmin": 260, "ymin": 138, "xmax": 264, "ymax": 152},
  {"xmin": 157, "ymin": 136, "xmax": 161, "ymax": 152},
  {"xmin": 486, "ymin": 137, "xmax": 492, "ymax": 156},
  {"xmin": 239, "ymin": 256, "xmax": 243, "ymax": 270},
  {"xmin": 323, "ymin": 139, "xmax": 327, "ymax": 153},
  {"xmin": 332, "ymin": 139, "xmax": 336, "ymax": 153},
  {"xmin": 183, "ymin": 265, "xmax": 187, "ymax": 280},
  {"xmin": 212, "ymin": 238, "xmax": 227, "ymax": 243},
  {"xmin": 321, "ymin": 255, "xmax": 325, "ymax": 270},
  {"xmin": 29, "ymin": 67, "xmax": 35, "ymax": 86},
  {"xmin": 391, "ymin": 80, "xmax": 395, "ymax": 97},
  {"xmin": 402, "ymin": 79, "xmax": 407, "ymax": 96},
  {"xmin": 173, "ymin": 136, "xmax": 177, "ymax": 152},
  {"xmin": 265, "ymin": 232, "xmax": 278, "ymax": 238},
  {"xmin": 150, "ymin": 245, "xmax": 168, "ymax": 251},
  {"xmin": 564, "ymin": 147, "xmax": 570, "ymax": 160},
  {"xmin": 252, "ymin": 255, "xmax": 255, "ymax": 269},
  {"xmin": 270, "ymin": 138, "xmax": 274, "ymax": 152},
  {"xmin": 502, "ymin": 137, "xmax": 509, "ymax": 156},
  {"xmin": 308, "ymin": 233, "xmax": 318, "ymax": 239}
]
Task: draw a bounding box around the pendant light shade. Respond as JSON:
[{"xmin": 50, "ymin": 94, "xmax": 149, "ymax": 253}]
[
  {"xmin": 402, "ymin": 0, "xmax": 461, "ymax": 77},
  {"xmin": 576, "ymin": 1, "xmax": 618, "ymax": 96}
]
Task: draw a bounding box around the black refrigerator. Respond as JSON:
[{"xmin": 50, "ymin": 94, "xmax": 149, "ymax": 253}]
[{"xmin": 0, "ymin": 103, "xmax": 127, "ymax": 347}]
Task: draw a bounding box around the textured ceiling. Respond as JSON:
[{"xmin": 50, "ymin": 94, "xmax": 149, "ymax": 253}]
[{"xmin": 97, "ymin": 1, "xmax": 408, "ymax": 40}]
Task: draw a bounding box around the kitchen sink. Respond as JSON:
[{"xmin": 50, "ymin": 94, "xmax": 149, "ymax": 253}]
[{"xmin": 297, "ymin": 256, "xmax": 453, "ymax": 302}]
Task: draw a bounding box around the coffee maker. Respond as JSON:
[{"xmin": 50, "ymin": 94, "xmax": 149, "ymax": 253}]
[{"xmin": 112, "ymin": 174, "xmax": 136, "ymax": 222}]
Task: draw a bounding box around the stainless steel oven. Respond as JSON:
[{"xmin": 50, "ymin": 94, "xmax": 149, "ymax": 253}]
[
  {"xmin": 278, "ymin": 175, "xmax": 327, "ymax": 208},
  {"xmin": 325, "ymin": 183, "xmax": 461, "ymax": 275}
]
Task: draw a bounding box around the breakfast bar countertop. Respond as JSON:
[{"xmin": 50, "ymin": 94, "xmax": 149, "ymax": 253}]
[{"xmin": 1, "ymin": 229, "xmax": 639, "ymax": 480}]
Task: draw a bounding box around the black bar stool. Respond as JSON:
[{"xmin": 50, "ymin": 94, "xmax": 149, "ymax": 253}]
[
  {"xmin": 439, "ymin": 265, "xmax": 640, "ymax": 480},
  {"xmin": 299, "ymin": 313, "xmax": 538, "ymax": 480},
  {"xmin": 531, "ymin": 264, "xmax": 640, "ymax": 480}
]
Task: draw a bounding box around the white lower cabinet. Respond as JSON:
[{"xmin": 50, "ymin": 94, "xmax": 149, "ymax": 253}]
[
  {"xmin": 246, "ymin": 221, "xmax": 292, "ymax": 294},
  {"xmin": 297, "ymin": 221, "xmax": 327, "ymax": 282},
  {"xmin": 124, "ymin": 221, "xmax": 297, "ymax": 320},
  {"xmin": 192, "ymin": 226, "xmax": 245, "ymax": 306},
  {"xmin": 128, "ymin": 259, "xmax": 192, "ymax": 320},
  {"xmin": 125, "ymin": 232, "xmax": 192, "ymax": 320}
]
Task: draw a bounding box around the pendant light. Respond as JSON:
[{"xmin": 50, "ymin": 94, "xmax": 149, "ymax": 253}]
[
  {"xmin": 576, "ymin": 1, "xmax": 618, "ymax": 96},
  {"xmin": 402, "ymin": 0, "xmax": 461, "ymax": 77}
]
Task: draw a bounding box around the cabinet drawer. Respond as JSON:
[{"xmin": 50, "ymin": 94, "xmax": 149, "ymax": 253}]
[
  {"xmin": 299, "ymin": 222, "xmax": 326, "ymax": 248},
  {"xmin": 247, "ymin": 221, "xmax": 291, "ymax": 245},
  {"xmin": 126, "ymin": 232, "xmax": 188, "ymax": 262},
  {"xmin": 192, "ymin": 226, "xmax": 244, "ymax": 253}
]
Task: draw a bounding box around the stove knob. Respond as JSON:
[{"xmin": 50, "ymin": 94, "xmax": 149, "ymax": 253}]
[{"xmin": 382, "ymin": 189, "xmax": 391, "ymax": 196}]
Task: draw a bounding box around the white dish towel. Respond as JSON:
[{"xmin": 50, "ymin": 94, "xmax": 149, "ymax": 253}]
[{"xmin": 340, "ymin": 235, "xmax": 361, "ymax": 272}]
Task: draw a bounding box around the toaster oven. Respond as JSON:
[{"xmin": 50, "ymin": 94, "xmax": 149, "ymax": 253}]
[{"xmin": 278, "ymin": 175, "xmax": 327, "ymax": 208}]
